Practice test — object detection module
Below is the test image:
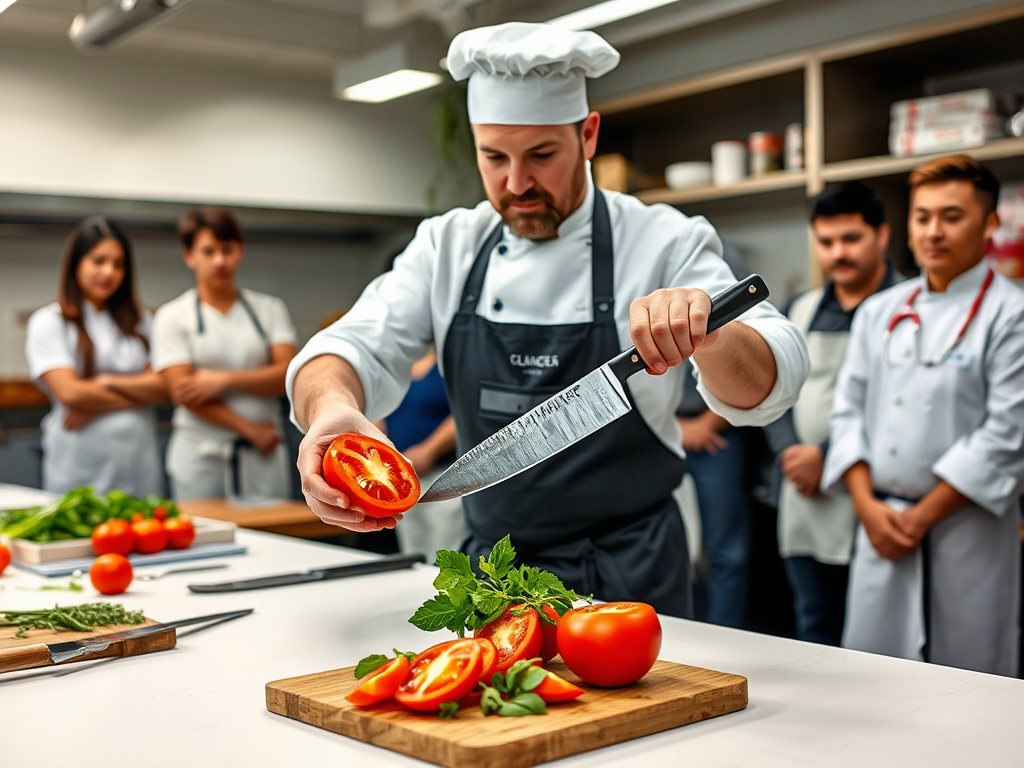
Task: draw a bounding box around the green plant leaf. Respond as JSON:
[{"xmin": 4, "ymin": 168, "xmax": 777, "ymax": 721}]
[
  {"xmin": 509, "ymin": 692, "xmax": 547, "ymax": 715},
  {"xmin": 409, "ymin": 595, "xmax": 464, "ymax": 633},
  {"xmin": 519, "ymin": 666, "xmax": 548, "ymax": 693},
  {"xmin": 434, "ymin": 549, "xmax": 473, "ymax": 576},
  {"xmin": 353, "ymin": 654, "xmax": 389, "ymax": 679},
  {"xmin": 439, "ymin": 702, "xmax": 460, "ymax": 720}
]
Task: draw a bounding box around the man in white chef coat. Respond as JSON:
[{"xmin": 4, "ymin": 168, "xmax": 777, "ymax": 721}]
[
  {"xmin": 823, "ymin": 155, "xmax": 1024, "ymax": 676},
  {"xmin": 287, "ymin": 23, "xmax": 808, "ymax": 618}
]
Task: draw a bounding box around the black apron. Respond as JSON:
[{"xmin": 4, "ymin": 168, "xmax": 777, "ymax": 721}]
[{"xmin": 442, "ymin": 190, "xmax": 692, "ymax": 618}]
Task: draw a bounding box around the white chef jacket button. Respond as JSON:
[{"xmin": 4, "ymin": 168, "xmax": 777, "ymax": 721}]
[
  {"xmin": 888, "ymin": 447, "xmax": 897, "ymax": 456},
  {"xmin": 493, "ymin": 299, "xmax": 503, "ymax": 311},
  {"xmin": 497, "ymin": 244, "xmax": 508, "ymax": 255},
  {"xmin": 894, "ymin": 397, "xmax": 902, "ymax": 406}
]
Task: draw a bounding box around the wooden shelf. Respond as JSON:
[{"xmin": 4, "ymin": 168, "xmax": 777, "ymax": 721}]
[
  {"xmin": 636, "ymin": 171, "xmax": 807, "ymax": 205},
  {"xmin": 821, "ymin": 137, "xmax": 1024, "ymax": 182}
]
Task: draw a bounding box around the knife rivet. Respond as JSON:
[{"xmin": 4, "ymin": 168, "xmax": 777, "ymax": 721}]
[
  {"xmin": 631, "ymin": 354, "xmax": 638, "ymax": 363},
  {"xmin": 748, "ymin": 285, "xmax": 756, "ymax": 293}
]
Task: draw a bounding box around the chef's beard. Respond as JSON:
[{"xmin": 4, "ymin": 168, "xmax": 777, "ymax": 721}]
[{"xmin": 496, "ymin": 154, "xmax": 587, "ymax": 241}]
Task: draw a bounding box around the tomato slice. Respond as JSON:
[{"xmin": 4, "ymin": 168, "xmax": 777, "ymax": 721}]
[
  {"xmin": 322, "ymin": 434, "xmax": 421, "ymax": 518},
  {"xmin": 345, "ymin": 656, "xmax": 411, "ymax": 707},
  {"xmin": 474, "ymin": 605, "xmax": 543, "ymax": 674},
  {"xmin": 533, "ymin": 669, "xmax": 585, "ymax": 703},
  {"xmin": 394, "ymin": 639, "xmax": 483, "ymax": 712},
  {"xmin": 473, "ymin": 637, "xmax": 499, "ymax": 684},
  {"xmin": 539, "ymin": 604, "xmax": 561, "ymax": 662}
]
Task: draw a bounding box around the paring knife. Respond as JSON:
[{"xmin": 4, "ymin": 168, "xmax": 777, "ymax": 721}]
[
  {"xmin": 187, "ymin": 552, "xmax": 427, "ymax": 593},
  {"xmin": 0, "ymin": 608, "xmax": 254, "ymax": 673},
  {"xmin": 420, "ymin": 274, "xmax": 770, "ymax": 503}
]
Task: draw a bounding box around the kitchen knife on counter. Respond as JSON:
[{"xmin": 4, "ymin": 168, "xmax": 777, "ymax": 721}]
[
  {"xmin": 420, "ymin": 274, "xmax": 769, "ymax": 503},
  {"xmin": 0, "ymin": 608, "xmax": 254, "ymax": 673},
  {"xmin": 188, "ymin": 552, "xmax": 427, "ymax": 593}
]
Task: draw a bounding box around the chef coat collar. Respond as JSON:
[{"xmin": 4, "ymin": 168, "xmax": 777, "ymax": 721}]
[
  {"xmin": 501, "ymin": 165, "xmax": 595, "ymax": 245},
  {"xmin": 920, "ymin": 257, "xmax": 990, "ymax": 298}
]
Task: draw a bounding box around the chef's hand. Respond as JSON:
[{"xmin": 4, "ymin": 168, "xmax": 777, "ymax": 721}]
[
  {"xmin": 856, "ymin": 498, "xmax": 915, "ymax": 561},
  {"xmin": 64, "ymin": 409, "xmax": 97, "ymax": 431},
  {"xmin": 245, "ymin": 421, "xmax": 282, "ymax": 456},
  {"xmin": 630, "ymin": 288, "xmax": 721, "ymax": 375},
  {"xmin": 172, "ymin": 369, "xmax": 229, "ymax": 407},
  {"xmin": 780, "ymin": 444, "xmax": 824, "ymax": 497},
  {"xmin": 297, "ymin": 405, "xmax": 402, "ymax": 533},
  {"xmin": 677, "ymin": 412, "xmax": 728, "ymax": 455}
]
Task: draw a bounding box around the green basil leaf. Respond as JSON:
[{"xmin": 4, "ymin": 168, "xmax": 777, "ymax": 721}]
[
  {"xmin": 409, "ymin": 595, "xmax": 464, "ymax": 632},
  {"xmin": 510, "ymin": 692, "xmax": 547, "ymax": 715},
  {"xmin": 497, "ymin": 701, "xmax": 533, "ymax": 717},
  {"xmin": 519, "ymin": 666, "xmax": 548, "ymax": 692},
  {"xmin": 438, "ymin": 702, "xmax": 460, "ymax": 720},
  {"xmin": 480, "ymin": 686, "xmax": 504, "ymax": 715},
  {"xmin": 353, "ymin": 654, "xmax": 389, "ymax": 679}
]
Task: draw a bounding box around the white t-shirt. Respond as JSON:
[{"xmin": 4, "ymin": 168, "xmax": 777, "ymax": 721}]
[
  {"xmin": 25, "ymin": 302, "xmax": 161, "ymax": 496},
  {"xmin": 152, "ymin": 288, "xmax": 297, "ymax": 442}
]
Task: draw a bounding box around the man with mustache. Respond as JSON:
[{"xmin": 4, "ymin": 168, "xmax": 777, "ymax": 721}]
[
  {"xmin": 765, "ymin": 181, "xmax": 896, "ymax": 645},
  {"xmin": 287, "ymin": 23, "xmax": 808, "ymax": 617}
]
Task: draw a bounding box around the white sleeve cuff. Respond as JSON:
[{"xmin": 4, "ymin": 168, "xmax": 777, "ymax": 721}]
[{"xmin": 933, "ymin": 439, "xmax": 1021, "ymax": 517}]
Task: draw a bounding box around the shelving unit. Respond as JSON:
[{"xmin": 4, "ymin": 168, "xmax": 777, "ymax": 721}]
[{"xmin": 594, "ymin": 2, "xmax": 1024, "ymax": 282}]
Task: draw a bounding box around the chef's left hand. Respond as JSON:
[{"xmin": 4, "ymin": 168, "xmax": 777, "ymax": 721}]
[
  {"xmin": 780, "ymin": 444, "xmax": 824, "ymax": 498},
  {"xmin": 894, "ymin": 504, "xmax": 931, "ymax": 547},
  {"xmin": 172, "ymin": 369, "xmax": 229, "ymax": 406},
  {"xmin": 64, "ymin": 409, "xmax": 97, "ymax": 431},
  {"xmin": 630, "ymin": 288, "xmax": 720, "ymax": 374}
]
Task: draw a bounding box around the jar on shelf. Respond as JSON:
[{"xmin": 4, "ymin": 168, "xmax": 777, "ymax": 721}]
[{"xmin": 748, "ymin": 131, "xmax": 783, "ymax": 175}]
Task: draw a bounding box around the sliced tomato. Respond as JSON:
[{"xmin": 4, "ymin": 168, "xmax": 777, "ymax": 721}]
[
  {"xmin": 539, "ymin": 604, "xmax": 561, "ymax": 662},
  {"xmin": 474, "ymin": 605, "xmax": 542, "ymax": 674},
  {"xmin": 473, "ymin": 637, "xmax": 499, "ymax": 683},
  {"xmin": 394, "ymin": 639, "xmax": 483, "ymax": 712},
  {"xmin": 345, "ymin": 656, "xmax": 411, "ymax": 707},
  {"xmin": 533, "ymin": 669, "xmax": 585, "ymax": 703},
  {"xmin": 322, "ymin": 434, "xmax": 421, "ymax": 518}
]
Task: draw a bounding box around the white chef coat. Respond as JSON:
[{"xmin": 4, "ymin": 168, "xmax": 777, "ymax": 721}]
[
  {"xmin": 287, "ymin": 172, "xmax": 809, "ymax": 448},
  {"xmin": 25, "ymin": 302, "xmax": 162, "ymax": 497},
  {"xmin": 151, "ymin": 288, "xmax": 297, "ymax": 500},
  {"xmin": 823, "ymin": 259, "xmax": 1024, "ymax": 677}
]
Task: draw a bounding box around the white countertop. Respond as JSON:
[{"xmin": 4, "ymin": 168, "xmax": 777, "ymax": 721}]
[{"xmin": 1, "ymin": 529, "xmax": 1021, "ymax": 767}]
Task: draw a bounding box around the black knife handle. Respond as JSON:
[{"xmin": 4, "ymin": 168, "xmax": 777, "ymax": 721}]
[{"xmin": 607, "ymin": 274, "xmax": 769, "ymax": 383}]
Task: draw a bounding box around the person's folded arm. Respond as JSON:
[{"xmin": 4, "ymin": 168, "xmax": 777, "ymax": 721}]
[
  {"xmin": 96, "ymin": 368, "xmax": 168, "ymax": 404},
  {"xmin": 175, "ymin": 344, "xmax": 297, "ymax": 404},
  {"xmin": 40, "ymin": 368, "xmax": 142, "ymax": 413}
]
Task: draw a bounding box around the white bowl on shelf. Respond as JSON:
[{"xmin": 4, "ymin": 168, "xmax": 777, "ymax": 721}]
[{"xmin": 665, "ymin": 161, "xmax": 713, "ymax": 190}]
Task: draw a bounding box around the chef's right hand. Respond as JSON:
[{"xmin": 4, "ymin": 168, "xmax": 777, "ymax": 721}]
[
  {"xmin": 297, "ymin": 405, "xmax": 401, "ymax": 533},
  {"xmin": 856, "ymin": 498, "xmax": 915, "ymax": 561}
]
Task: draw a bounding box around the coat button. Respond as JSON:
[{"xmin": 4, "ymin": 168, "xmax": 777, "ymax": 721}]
[
  {"xmin": 894, "ymin": 397, "xmax": 902, "ymax": 406},
  {"xmin": 493, "ymin": 299, "xmax": 503, "ymax": 311},
  {"xmin": 497, "ymin": 245, "xmax": 508, "ymax": 255},
  {"xmin": 888, "ymin": 447, "xmax": 897, "ymax": 456}
]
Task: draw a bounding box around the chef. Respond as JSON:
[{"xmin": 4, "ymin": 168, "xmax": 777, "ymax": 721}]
[
  {"xmin": 823, "ymin": 155, "xmax": 1024, "ymax": 677},
  {"xmin": 287, "ymin": 22, "xmax": 808, "ymax": 618}
]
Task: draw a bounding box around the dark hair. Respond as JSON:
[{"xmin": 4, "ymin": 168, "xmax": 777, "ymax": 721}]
[
  {"xmin": 177, "ymin": 206, "xmax": 243, "ymax": 249},
  {"xmin": 909, "ymin": 154, "xmax": 1000, "ymax": 215},
  {"xmin": 810, "ymin": 181, "xmax": 886, "ymax": 228},
  {"xmin": 58, "ymin": 216, "xmax": 146, "ymax": 378}
]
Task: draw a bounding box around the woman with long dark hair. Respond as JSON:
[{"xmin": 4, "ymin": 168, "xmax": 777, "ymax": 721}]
[{"xmin": 25, "ymin": 216, "xmax": 165, "ymax": 496}]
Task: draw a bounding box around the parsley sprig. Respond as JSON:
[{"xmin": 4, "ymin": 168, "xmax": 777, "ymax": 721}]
[{"xmin": 408, "ymin": 535, "xmax": 590, "ymax": 636}]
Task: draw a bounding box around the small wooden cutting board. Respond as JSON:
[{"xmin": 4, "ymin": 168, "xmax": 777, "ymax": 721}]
[
  {"xmin": 266, "ymin": 660, "xmax": 747, "ymax": 768},
  {"xmin": 0, "ymin": 619, "xmax": 176, "ymax": 674}
]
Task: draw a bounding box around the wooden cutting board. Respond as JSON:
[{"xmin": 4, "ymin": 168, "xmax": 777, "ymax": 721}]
[
  {"xmin": 0, "ymin": 618, "xmax": 176, "ymax": 674},
  {"xmin": 266, "ymin": 660, "xmax": 747, "ymax": 768}
]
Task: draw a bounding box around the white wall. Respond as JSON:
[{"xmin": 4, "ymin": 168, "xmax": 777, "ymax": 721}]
[{"xmin": 0, "ymin": 43, "xmax": 439, "ymax": 215}]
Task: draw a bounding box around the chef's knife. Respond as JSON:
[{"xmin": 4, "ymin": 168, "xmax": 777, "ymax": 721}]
[
  {"xmin": 0, "ymin": 608, "xmax": 253, "ymax": 673},
  {"xmin": 420, "ymin": 274, "xmax": 769, "ymax": 503},
  {"xmin": 187, "ymin": 552, "xmax": 427, "ymax": 593}
]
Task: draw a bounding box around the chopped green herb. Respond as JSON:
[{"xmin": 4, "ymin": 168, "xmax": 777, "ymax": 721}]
[{"xmin": 0, "ymin": 602, "xmax": 146, "ymax": 639}]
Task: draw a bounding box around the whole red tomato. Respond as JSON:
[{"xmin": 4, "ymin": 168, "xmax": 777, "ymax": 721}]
[
  {"xmin": 91, "ymin": 519, "xmax": 136, "ymax": 556},
  {"xmin": 132, "ymin": 518, "xmax": 168, "ymax": 555},
  {"xmin": 163, "ymin": 517, "xmax": 196, "ymax": 550},
  {"xmin": 152, "ymin": 505, "xmax": 168, "ymax": 521},
  {"xmin": 557, "ymin": 602, "xmax": 662, "ymax": 687},
  {"xmin": 322, "ymin": 434, "xmax": 421, "ymax": 518},
  {"xmin": 89, "ymin": 553, "xmax": 133, "ymax": 595},
  {"xmin": 0, "ymin": 542, "xmax": 11, "ymax": 575}
]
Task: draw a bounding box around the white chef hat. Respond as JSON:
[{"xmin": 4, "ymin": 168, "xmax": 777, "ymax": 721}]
[{"xmin": 446, "ymin": 22, "xmax": 620, "ymax": 126}]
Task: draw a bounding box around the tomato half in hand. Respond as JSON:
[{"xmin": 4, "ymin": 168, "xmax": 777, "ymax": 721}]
[
  {"xmin": 90, "ymin": 553, "xmax": 133, "ymax": 595},
  {"xmin": 533, "ymin": 668, "xmax": 585, "ymax": 703},
  {"xmin": 474, "ymin": 605, "xmax": 543, "ymax": 674},
  {"xmin": 557, "ymin": 602, "xmax": 662, "ymax": 687},
  {"xmin": 91, "ymin": 519, "xmax": 136, "ymax": 556},
  {"xmin": 322, "ymin": 434, "xmax": 421, "ymax": 518},
  {"xmin": 394, "ymin": 639, "xmax": 483, "ymax": 712},
  {"xmin": 345, "ymin": 655, "xmax": 411, "ymax": 707},
  {"xmin": 132, "ymin": 518, "xmax": 167, "ymax": 555},
  {"xmin": 539, "ymin": 604, "xmax": 561, "ymax": 662},
  {"xmin": 163, "ymin": 517, "xmax": 196, "ymax": 550}
]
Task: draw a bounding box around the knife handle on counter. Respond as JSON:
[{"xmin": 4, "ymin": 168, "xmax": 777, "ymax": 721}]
[
  {"xmin": 608, "ymin": 274, "xmax": 769, "ymax": 382},
  {"xmin": 187, "ymin": 552, "xmax": 428, "ymax": 593}
]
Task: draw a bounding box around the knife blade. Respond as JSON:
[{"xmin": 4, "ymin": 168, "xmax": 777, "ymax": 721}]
[
  {"xmin": 420, "ymin": 274, "xmax": 769, "ymax": 503},
  {"xmin": 187, "ymin": 552, "xmax": 427, "ymax": 593}
]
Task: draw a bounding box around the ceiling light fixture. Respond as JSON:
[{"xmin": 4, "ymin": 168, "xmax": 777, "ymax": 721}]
[
  {"xmin": 548, "ymin": 0, "xmax": 682, "ymax": 30},
  {"xmin": 68, "ymin": 0, "xmax": 192, "ymax": 53},
  {"xmin": 334, "ymin": 41, "xmax": 444, "ymax": 103}
]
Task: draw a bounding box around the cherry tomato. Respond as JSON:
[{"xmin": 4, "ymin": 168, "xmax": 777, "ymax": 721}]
[
  {"xmin": 91, "ymin": 519, "xmax": 136, "ymax": 556},
  {"xmin": 473, "ymin": 637, "xmax": 499, "ymax": 683},
  {"xmin": 132, "ymin": 512, "xmax": 145, "ymax": 523},
  {"xmin": 0, "ymin": 543, "xmax": 10, "ymax": 575},
  {"xmin": 152, "ymin": 506, "xmax": 168, "ymax": 521},
  {"xmin": 557, "ymin": 602, "xmax": 662, "ymax": 687},
  {"xmin": 345, "ymin": 655, "xmax": 411, "ymax": 707},
  {"xmin": 322, "ymin": 434, "xmax": 421, "ymax": 518},
  {"xmin": 539, "ymin": 604, "xmax": 561, "ymax": 662},
  {"xmin": 131, "ymin": 518, "xmax": 168, "ymax": 555},
  {"xmin": 89, "ymin": 553, "xmax": 133, "ymax": 595},
  {"xmin": 163, "ymin": 517, "xmax": 195, "ymax": 550},
  {"xmin": 394, "ymin": 639, "xmax": 483, "ymax": 712},
  {"xmin": 532, "ymin": 668, "xmax": 585, "ymax": 703},
  {"xmin": 474, "ymin": 605, "xmax": 542, "ymax": 673}
]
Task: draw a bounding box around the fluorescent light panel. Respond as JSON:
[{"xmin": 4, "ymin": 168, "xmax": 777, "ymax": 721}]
[
  {"xmin": 0, "ymin": 0, "xmax": 18, "ymax": 14},
  {"xmin": 342, "ymin": 69, "xmax": 443, "ymax": 103},
  {"xmin": 548, "ymin": 0, "xmax": 681, "ymax": 30}
]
